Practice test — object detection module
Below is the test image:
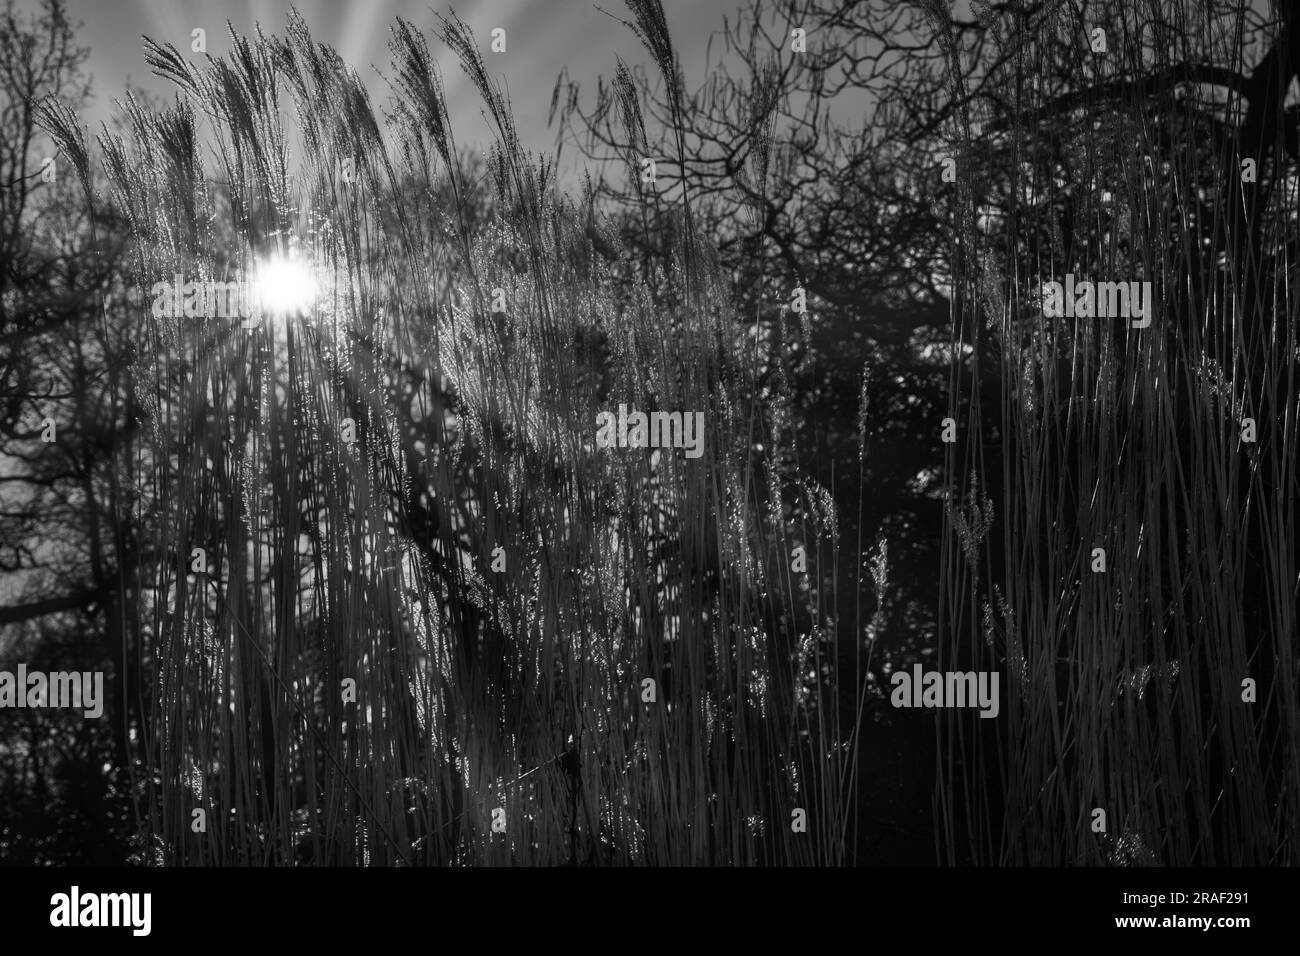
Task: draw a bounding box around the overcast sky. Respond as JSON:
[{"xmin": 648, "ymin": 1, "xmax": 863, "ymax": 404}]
[{"xmin": 29, "ymin": 0, "xmax": 743, "ymax": 180}]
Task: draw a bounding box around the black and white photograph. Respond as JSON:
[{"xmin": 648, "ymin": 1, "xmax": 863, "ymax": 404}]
[{"xmin": 0, "ymin": 0, "xmax": 1293, "ymax": 938}]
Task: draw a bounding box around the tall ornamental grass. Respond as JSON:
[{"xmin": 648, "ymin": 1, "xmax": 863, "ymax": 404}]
[
  {"xmin": 42, "ymin": 6, "xmax": 858, "ymax": 865},
  {"xmin": 935, "ymin": 0, "xmax": 1298, "ymax": 865}
]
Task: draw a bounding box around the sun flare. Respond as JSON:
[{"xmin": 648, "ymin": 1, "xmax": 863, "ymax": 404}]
[{"xmin": 251, "ymin": 254, "xmax": 320, "ymax": 319}]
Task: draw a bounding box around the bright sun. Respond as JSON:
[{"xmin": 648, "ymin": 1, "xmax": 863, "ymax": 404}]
[{"xmin": 251, "ymin": 254, "xmax": 319, "ymax": 320}]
